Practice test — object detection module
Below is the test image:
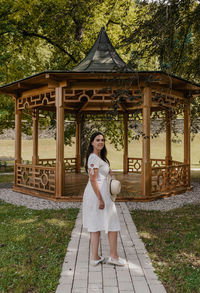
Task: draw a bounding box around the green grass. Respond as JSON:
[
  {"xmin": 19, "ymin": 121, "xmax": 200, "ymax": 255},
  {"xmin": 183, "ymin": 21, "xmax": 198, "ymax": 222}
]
[
  {"xmin": 0, "ymin": 201, "xmax": 79, "ymax": 293},
  {"xmin": 0, "ymin": 174, "xmax": 14, "ymax": 183},
  {"xmin": 131, "ymin": 204, "xmax": 200, "ymax": 293},
  {"xmin": 1, "ymin": 134, "xmax": 200, "ymax": 169}
]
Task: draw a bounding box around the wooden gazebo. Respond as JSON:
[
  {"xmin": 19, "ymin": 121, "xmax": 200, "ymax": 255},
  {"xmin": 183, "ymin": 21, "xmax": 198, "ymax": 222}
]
[{"xmin": 1, "ymin": 27, "xmax": 200, "ymax": 201}]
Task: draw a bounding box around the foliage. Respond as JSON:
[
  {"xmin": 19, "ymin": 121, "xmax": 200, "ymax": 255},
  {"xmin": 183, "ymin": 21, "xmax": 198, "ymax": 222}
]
[
  {"xmin": 121, "ymin": 0, "xmax": 200, "ymax": 80},
  {"xmin": 0, "ymin": 200, "xmax": 79, "ymax": 293},
  {"xmin": 0, "ymin": 0, "xmax": 200, "ymax": 146},
  {"xmin": 131, "ymin": 203, "xmax": 200, "ymax": 293}
]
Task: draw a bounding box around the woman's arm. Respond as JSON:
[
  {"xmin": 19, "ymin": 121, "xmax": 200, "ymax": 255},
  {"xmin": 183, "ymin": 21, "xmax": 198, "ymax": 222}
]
[{"xmin": 88, "ymin": 167, "xmax": 105, "ymax": 209}]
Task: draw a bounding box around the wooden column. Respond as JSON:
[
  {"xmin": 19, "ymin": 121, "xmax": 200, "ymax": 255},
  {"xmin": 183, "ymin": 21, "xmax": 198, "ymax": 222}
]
[
  {"xmin": 123, "ymin": 112, "xmax": 128, "ymax": 174},
  {"xmin": 32, "ymin": 109, "xmax": 39, "ymax": 165},
  {"xmin": 184, "ymin": 101, "xmax": 190, "ymax": 187},
  {"xmin": 15, "ymin": 99, "xmax": 22, "ymax": 187},
  {"xmin": 76, "ymin": 114, "xmax": 81, "ymax": 173},
  {"xmin": 56, "ymin": 87, "xmax": 64, "ymax": 198},
  {"xmin": 165, "ymin": 109, "xmax": 172, "ymax": 166},
  {"xmin": 142, "ymin": 87, "xmax": 152, "ymax": 197}
]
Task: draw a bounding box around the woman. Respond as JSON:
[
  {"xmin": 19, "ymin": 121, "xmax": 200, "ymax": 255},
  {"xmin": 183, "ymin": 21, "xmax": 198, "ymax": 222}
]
[{"xmin": 82, "ymin": 132, "xmax": 126, "ymax": 266}]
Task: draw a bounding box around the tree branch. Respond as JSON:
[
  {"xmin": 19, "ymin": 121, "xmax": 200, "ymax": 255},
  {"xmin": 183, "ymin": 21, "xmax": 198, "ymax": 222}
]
[{"xmin": 21, "ymin": 30, "xmax": 77, "ymax": 63}]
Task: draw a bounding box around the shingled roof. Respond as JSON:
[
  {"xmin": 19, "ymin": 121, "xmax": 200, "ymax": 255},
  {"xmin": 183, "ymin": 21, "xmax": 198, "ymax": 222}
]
[{"xmin": 72, "ymin": 27, "xmax": 132, "ymax": 72}]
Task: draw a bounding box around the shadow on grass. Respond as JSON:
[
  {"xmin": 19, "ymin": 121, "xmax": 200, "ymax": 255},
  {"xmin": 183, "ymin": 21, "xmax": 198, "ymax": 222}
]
[
  {"xmin": 0, "ymin": 200, "xmax": 79, "ymax": 293},
  {"xmin": 131, "ymin": 204, "xmax": 200, "ymax": 293}
]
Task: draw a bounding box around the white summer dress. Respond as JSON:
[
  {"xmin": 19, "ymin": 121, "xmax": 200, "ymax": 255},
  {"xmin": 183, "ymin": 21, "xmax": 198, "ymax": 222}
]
[{"xmin": 82, "ymin": 153, "xmax": 120, "ymax": 234}]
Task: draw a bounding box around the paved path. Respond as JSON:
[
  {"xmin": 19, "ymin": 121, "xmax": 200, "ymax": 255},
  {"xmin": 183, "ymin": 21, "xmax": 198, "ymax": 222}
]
[{"xmin": 56, "ymin": 202, "xmax": 166, "ymax": 293}]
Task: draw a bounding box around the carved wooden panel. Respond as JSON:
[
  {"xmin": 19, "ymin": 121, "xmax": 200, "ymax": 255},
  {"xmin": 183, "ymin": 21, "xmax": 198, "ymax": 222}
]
[
  {"xmin": 39, "ymin": 158, "xmax": 56, "ymax": 167},
  {"xmin": 64, "ymin": 88, "xmax": 142, "ymax": 104},
  {"xmin": 128, "ymin": 158, "xmax": 142, "ymax": 173},
  {"xmin": 17, "ymin": 90, "xmax": 55, "ymax": 110},
  {"xmin": 64, "ymin": 158, "xmax": 76, "ymax": 173},
  {"xmin": 16, "ymin": 164, "xmax": 55, "ymax": 193},
  {"xmin": 128, "ymin": 158, "xmax": 167, "ymax": 173},
  {"xmin": 39, "ymin": 158, "xmax": 77, "ymax": 173},
  {"xmin": 152, "ymin": 91, "xmax": 187, "ymax": 110},
  {"xmin": 151, "ymin": 159, "xmax": 166, "ymax": 168},
  {"xmin": 152, "ymin": 164, "xmax": 189, "ymax": 193}
]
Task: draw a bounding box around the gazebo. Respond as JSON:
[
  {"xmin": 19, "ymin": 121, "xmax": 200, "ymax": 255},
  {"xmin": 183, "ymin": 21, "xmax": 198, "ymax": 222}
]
[{"xmin": 1, "ymin": 27, "xmax": 200, "ymax": 201}]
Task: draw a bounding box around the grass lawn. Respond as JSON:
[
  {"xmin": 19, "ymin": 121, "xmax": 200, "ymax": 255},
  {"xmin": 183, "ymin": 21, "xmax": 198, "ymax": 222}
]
[
  {"xmin": 0, "ymin": 174, "xmax": 14, "ymax": 183},
  {"xmin": 0, "ymin": 201, "xmax": 79, "ymax": 293},
  {"xmin": 1, "ymin": 133, "xmax": 200, "ymax": 169},
  {"xmin": 131, "ymin": 204, "xmax": 200, "ymax": 293}
]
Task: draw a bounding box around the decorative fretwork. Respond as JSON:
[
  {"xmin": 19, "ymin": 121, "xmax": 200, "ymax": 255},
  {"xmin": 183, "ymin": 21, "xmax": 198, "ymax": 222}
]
[
  {"xmin": 39, "ymin": 158, "xmax": 56, "ymax": 167},
  {"xmin": 16, "ymin": 164, "xmax": 55, "ymax": 193},
  {"xmin": 152, "ymin": 164, "xmax": 189, "ymax": 194},
  {"xmin": 64, "ymin": 158, "xmax": 76, "ymax": 172},
  {"xmin": 39, "ymin": 158, "xmax": 77, "ymax": 173},
  {"xmin": 152, "ymin": 91, "xmax": 187, "ymax": 110},
  {"xmin": 151, "ymin": 159, "xmax": 166, "ymax": 168},
  {"xmin": 18, "ymin": 90, "xmax": 55, "ymax": 110},
  {"xmin": 128, "ymin": 158, "xmax": 142, "ymax": 173},
  {"xmin": 64, "ymin": 88, "xmax": 142, "ymax": 104}
]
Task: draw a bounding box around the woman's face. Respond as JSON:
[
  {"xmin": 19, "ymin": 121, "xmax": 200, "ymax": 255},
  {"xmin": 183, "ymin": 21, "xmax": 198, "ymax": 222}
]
[{"xmin": 91, "ymin": 134, "xmax": 105, "ymax": 152}]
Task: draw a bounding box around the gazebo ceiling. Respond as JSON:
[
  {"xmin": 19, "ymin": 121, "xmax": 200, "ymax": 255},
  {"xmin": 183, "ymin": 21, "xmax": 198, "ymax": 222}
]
[{"xmin": 0, "ymin": 27, "xmax": 200, "ymax": 96}]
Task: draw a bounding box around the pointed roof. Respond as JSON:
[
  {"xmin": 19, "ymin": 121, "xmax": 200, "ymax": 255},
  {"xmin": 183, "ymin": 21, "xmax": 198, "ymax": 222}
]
[{"xmin": 72, "ymin": 27, "xmax": 132, "ymax": 72}]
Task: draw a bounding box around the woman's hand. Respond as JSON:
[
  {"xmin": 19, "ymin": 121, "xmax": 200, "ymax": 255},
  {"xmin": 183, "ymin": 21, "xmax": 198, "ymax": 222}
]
[{"xmin": 98, "ymin": 198, "xmax": 105, "ymax": 209}]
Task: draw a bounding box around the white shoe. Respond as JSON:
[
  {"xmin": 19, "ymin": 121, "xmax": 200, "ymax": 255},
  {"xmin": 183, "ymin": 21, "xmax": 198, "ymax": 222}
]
[
  {"xmin": 107, "ymin": 256, "xmax": 126, "ymax": 266},
  {"xmin": 90, "ymin": 256, "xmax": 105, "ymax": 266}
]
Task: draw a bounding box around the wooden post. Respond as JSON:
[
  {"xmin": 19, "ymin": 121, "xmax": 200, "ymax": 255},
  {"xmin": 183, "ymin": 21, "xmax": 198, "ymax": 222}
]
[
  {"xmin": 142, "ymin": 87, "xmax": 152, "ymax": 197},
  {"xmin": 32, "ymin": 109, "xmax": 39, "ymax": 165},
  {"xmin": 56, "ymin": 87, "xmax": 64, "ymax": 198},
  {"xmin": 76, "ymin": 114, "xmax": 81, "ymax": 173},
  {"xmin": 165, "ymin": 109, "xmax": 172, "ymax": 166},
  {"xmin": 15, "ymin": 99, "xmax": 22, "ymax": 187},
  {"xmin": 184, "ymin": 101, "xmax": 190, "ymax": 187},
  {"xmin": 123, "ymin": 112, "xmax": 128, "ymax": 174}
]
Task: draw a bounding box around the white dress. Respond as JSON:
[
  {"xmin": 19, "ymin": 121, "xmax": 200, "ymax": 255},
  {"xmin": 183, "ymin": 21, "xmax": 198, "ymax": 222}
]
[{"xmin": 82, "ymin": 153, "xmax": 120, "ymax": 234}]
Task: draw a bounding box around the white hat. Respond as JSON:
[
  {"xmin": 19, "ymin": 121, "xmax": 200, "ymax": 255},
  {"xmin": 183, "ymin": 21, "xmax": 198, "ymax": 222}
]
[{"xmin": 108, "ymin": 176, "xmax": 121, "ymax": 196}]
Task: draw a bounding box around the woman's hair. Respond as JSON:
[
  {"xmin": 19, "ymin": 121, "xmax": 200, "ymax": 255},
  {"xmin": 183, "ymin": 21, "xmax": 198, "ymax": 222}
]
[{"xmin": 85, "ymin": 132, "xmax": 110, "ymax": 172}]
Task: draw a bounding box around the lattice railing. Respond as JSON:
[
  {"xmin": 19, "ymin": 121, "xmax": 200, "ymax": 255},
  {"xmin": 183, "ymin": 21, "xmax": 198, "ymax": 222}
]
[
  {"xmin": 16, "ymin": 164, "xmax": 55, "ymax": 194},
  {"xmin": 39, "ymin": 158, "xmax": 77, "ymax": 173},
  {"xmin": 128, "ymin": 158, "xmax": 167, "ymax": 173},
  {"xmin": 64, "ymin": 158, "xmax": 76, "ymax": 173},
  {"xmin": 151, "ymin": 159, "xmax": 166, "ymax": 168},
  {"xmin": 171, "ymin": 160, "xmax": 183, "ymax": 166},
  {"xmin": 128, "ymin": 158, "xmax": 142, "ymax": 173},
  {"xmin": 39, "ymin": 158, "xmax": 56, "ymax": 167},
  {"xmin": 151, "ymin": 164, "xmax": 189, "ymax": 194}
]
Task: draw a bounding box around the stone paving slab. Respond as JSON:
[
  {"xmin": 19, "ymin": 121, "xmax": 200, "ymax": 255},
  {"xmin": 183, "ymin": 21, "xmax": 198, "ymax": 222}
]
[{"xmin": 56, "ymin": 202, "xmax": 167, "ymax": 293}]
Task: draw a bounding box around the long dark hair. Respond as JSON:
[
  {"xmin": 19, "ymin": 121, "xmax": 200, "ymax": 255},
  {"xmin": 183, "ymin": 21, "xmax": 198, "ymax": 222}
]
[{"xmin": 85, "ymin": 132, "xmax": 110, "ymax": 172}]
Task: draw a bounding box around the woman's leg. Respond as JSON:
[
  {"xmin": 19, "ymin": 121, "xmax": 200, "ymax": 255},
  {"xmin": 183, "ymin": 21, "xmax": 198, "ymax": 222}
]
[
  {"xmin": 108, "ymin": 231, "xmax": 118, "ymax": 259},
  {"xmin": 90, "ymin": 231, "xmax": 101, "ymax": 260}
]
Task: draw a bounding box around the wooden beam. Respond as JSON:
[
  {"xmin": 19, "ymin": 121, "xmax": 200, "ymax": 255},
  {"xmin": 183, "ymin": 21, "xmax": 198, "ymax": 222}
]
[
  {"xmin": 123, "ymin": 112, "xmax": 128, "ymax": 174},
  {"xmin": 55, "ymin": 87, "xmax": 64, "ymax": 198},
  {"xmin": 48, "ymin": 81, "xmax": 59, "ymax": 89},
  {"xmin": 165, "ymin": 110, "xmax": 172, "ymax": 166},
  {"xmin": 75, "ymin": 114, "xmax": 81, "ymax": 173},
  {"xmin": 32, "ymin": 109, "xmax": 39, "ymax": 165},
  {"xmin": 14, "ymin": 100, "xmax": 22, "ymax": 188},
  {"xmin": 142, "ymin": 87, "xmax": 152, "ymax": 197},
  {"xmin": 184, "ymin": 101, "xmax": 190, "ymax": 187},
  {"xmin": 151, "ymin": 86, "xmax": 185, "ymax": 99}
]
